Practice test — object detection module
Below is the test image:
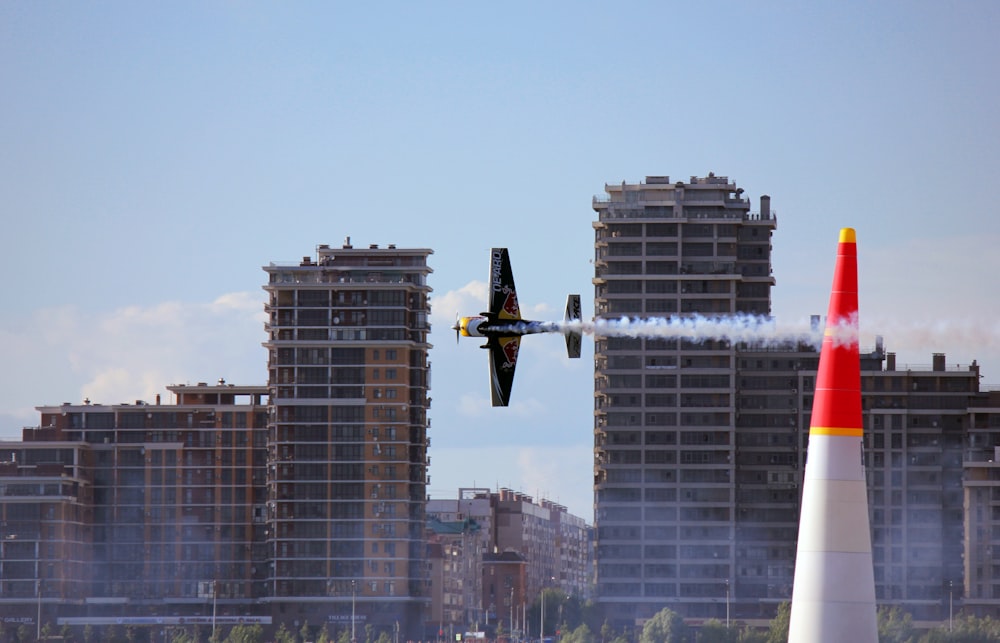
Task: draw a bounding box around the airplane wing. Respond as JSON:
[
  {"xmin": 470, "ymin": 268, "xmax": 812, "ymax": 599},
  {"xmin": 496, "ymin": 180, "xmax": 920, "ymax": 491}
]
[
  {"xmin": 489, "ymin": 248, "xmax": 521, "ymax": 321},
  {"xmin": 487, "ymin": 335, "xmax": 520, "ymax": 406}
]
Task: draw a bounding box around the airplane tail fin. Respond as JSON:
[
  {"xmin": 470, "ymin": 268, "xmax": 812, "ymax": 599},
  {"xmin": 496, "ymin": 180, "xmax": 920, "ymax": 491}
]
[{"xmin": 564, "ymin": 294, "xmax": 582, "ymax": 358}]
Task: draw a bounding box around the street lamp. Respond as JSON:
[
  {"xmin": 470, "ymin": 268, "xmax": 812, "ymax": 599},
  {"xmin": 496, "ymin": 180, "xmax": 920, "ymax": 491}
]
[
  {"xmin": 212, "ymin": 580, "xmax": 218, "ymax": 643},
  {"xmin": 352, "ymin": 580, "xmax": 357, "ymax": 643},
  {"xmin": 539, "ymin": 576, "xmax": 554, "ymax": 643},
  {"xmin": 725, "ymin": 579, "xmax": 730, "ymax": 628},
  {"xmin": 36, "ymin": 578, "xmax": 42, "ymax": 642},
  {"xmin": 36, "ymin": 540, "xmax": 41, "ymax": 642},
  {"xmin": 510, "ymin": 587, "xmax": 514, "ymax": 643},
  {"xmin": 949, "ymin": 580, "xmax": 954, "ymax": 632},
  {"xmin": 539, "ymin": 589, "xmax": 544, "ymax": 643}
]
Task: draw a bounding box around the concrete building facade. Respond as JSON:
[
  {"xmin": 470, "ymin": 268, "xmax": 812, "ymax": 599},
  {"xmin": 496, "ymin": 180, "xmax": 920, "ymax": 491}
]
[
  {"xmin": 426, "ymin": 489, "xmax": 494, "ymax": 632},
  {"xmin": 590, "ymin": 173, "xmax": 994, "ymax": 627},
  {"xmin": 426, "ymin": 488, "xmax": 590, "ymax": 638},
  {"xmin": 591, "ymin": 174, "xmax": 776, "ymax": 624},
  {"xmin": 0, "ymin": 384, "xmax": 269, "ymax": 627},
  {"xmin": 261, "ymin": 240, "xmax": 433, "ymax": 633}
]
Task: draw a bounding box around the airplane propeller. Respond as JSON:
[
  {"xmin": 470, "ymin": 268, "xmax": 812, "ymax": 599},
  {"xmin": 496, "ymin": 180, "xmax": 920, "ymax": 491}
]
[{"xmin": 452, "ymin": 314, "xmax": 460, "ymax": 344}]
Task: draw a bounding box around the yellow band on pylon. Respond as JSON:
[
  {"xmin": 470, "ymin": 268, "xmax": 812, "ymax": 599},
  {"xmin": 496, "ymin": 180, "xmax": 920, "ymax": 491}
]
[
  {"xmin": 839, "ymin": 228, "xmax": 856, "ymax": 244},
  {"xmin": 810, "ymin": 426, "xmax": 863, "ymax": 437}
]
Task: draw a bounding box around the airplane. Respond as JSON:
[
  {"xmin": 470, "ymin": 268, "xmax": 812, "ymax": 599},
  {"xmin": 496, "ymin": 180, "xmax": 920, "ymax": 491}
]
[{"xmin": 452, "ymin": 248, "xmax": 582, "ymax": 407}]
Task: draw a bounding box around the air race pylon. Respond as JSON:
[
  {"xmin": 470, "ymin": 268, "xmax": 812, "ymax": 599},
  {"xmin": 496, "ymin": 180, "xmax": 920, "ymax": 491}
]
[{"xmin": 788, "ymin": 228, "xmax": 878, "ymax": 642}]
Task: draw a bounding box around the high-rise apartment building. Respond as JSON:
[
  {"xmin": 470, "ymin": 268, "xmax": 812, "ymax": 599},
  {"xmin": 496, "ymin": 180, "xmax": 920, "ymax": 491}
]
[
  {"xmin": 590, "ymin": 174, "xmax": 989, "ymax": 627},
  {"xmin": 862, "ymin": 353, "xmax": 971, "ymax": 620},
  {"xmin": 261, "ymin": 240, "xmax": 433, "ymax": 632},
  {"xmin": 734, "ymin": 345, "xmax": 976, "ymax": 622},
  {"xmin": 964, "ymin": 389, "xmax": 1000, "ymax": 615},
  {"xmin": 591, "ymin": 175, "xmax": 776, "ymax": 623}
]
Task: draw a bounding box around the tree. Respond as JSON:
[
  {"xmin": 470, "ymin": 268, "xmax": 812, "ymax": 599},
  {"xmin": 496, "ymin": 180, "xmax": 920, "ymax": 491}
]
[
  {"xmin": 639, "ymin": 607, "xmax": 687, "ymax": 643},
  {"xmin": 225, "ymin": 625, "xmax": 263, "ymax": 643},
  {"xmin": 600, "ymin": 621, "xmax": 612, "ymax": 643},
  {"xmin": 275, "ymin": 624, "xmax": 296, "ymax": 643},
  {"xmin": 697, "ymin": 619, "xmax": 737, "ymax": 643},
  {"xmin": 766, "ymin": 602, "xmax": 790, "ymax": 643},
  {"xmin": 735, "ymin": 625, "xmax": 767, "ymax": 643},
  {"xmin": 933, "ymin": 612, "xmax": 1000, "ymax": 641},
  {"xmin": 336, "ymin": 628, "xmax": 351, "ymax": 643},
  {"xmin": 561, "ymin": 624, "xmax": 595, "ymax": 643},
  {"xmin": 561, "ymin": 595, "xmax": 585, "ymax": 633},
  {"xmin": 530, "ymin": 588, "xmax": 572, "ymax": 638},
  {"xmin": 101, "ymin": 625, "xmax": 120, "ymax": 643},
  {"xmin": 877, "ymin": 605, "xmax": 916, "ymax": 643}
]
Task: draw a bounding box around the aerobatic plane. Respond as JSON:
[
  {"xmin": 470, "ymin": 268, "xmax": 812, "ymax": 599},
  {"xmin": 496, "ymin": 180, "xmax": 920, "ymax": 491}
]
[{"xmin": 452, "ymin": 248, "xmax": 582, "ymax": 407}]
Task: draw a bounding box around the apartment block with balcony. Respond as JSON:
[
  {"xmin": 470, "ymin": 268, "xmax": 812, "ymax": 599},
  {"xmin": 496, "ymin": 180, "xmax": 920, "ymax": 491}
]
[
  {"xmin": 591, "ymin": 174, "xmax": 776, "ymax": 624},
  {"xmin": 261, "ymin": 240, "xmax": 433, "ymax": 633},
  {"xmin": 0, "ymin": 384, "xmax": 269, "ymax": 625}
]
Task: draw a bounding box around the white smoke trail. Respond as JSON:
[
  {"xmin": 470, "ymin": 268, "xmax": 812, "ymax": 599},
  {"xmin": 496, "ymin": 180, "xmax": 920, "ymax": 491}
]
[{"xmin": 491, "ymin": 313, "xmax": 860, "ymax": 349}]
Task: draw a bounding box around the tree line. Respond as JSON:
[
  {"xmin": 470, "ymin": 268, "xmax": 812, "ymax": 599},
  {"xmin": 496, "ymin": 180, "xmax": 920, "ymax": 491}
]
[{"xmin": 9, "ymin": 600, "xmax": 1000, "ymax": 643}]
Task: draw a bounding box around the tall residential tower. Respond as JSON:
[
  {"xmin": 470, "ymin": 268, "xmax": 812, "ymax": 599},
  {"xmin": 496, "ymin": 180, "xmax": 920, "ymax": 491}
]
[
  {"xmin": 591, "ymin": 175, "xmax": 776, "ymax": 624},
  {"xmin": 262, "ymin": 240, "xmax": 433, "ymax": 632}
]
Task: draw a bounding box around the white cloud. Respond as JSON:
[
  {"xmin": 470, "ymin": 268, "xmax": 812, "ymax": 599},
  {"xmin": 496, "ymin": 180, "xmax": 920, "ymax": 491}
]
[
  {"xmin": 0, "ymin": 292, "xmax": 267, "ymax": 434},
  {"xmin": 430, "ymin": 280, "xmax": 563, "ymax": 326},
  {"xmin": 430, "ymin": 280, "xmax": 487, "ymax": 326},
  {"xmin": 457, "ymin": 392, "xmax": 490, "ymax": 417}
]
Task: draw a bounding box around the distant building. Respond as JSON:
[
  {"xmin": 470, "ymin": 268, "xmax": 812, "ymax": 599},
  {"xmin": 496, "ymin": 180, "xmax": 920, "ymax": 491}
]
[
  {"xmin": 491, "ymin": 489, "xmax": 590, "ymax": 602},
  {"xmin": 481, "ymin": 550, "xmax": 527, "ymax": 638},
  {"xmin": 0, "ymin": 384, "xmax": 269, "ymax": 625},
  {"xmin": 426, "ymin": 516, "xmax": 483, "ymax": 639},
  {"xmin": 427, "ymin": 488, "xmax": 591, "ymax": 637},
  {"xmin": 426, "ymin": 489, "xmax": 494, "ymax": 630}
]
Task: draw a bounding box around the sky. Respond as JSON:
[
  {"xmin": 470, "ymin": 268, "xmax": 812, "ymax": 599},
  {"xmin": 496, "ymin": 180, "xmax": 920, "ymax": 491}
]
[{"xmin": 2, "ymin": 2, "xmax": 999, "ymax": 521}]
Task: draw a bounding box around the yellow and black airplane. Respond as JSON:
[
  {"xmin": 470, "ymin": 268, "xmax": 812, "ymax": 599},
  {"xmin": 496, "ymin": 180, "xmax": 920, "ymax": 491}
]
[{"xmin": 452, "ymin": 248, "xmax": 582, "ymax": 407}]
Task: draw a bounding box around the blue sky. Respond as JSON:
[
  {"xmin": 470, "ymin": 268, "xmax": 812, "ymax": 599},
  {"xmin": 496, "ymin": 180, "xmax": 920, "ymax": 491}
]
[{"xmin": 2, "ymin": 2, "xmax": 999, "ymax": 519}]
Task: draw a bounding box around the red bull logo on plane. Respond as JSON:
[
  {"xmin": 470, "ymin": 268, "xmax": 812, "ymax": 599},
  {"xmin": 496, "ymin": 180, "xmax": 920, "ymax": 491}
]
[
  {"xmin": 500, "ymin": 337, "xmax": 519, "ymax": 369},
  {"xmin": 502, "ymin": 292, "xmax": 520, "ymax": 318}
]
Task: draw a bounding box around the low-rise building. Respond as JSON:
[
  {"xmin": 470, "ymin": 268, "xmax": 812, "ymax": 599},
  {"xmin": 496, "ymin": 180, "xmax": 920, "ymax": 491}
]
[{"xmin": 427, "ymin": 488, "xmax": 591, "ymax": 637}]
